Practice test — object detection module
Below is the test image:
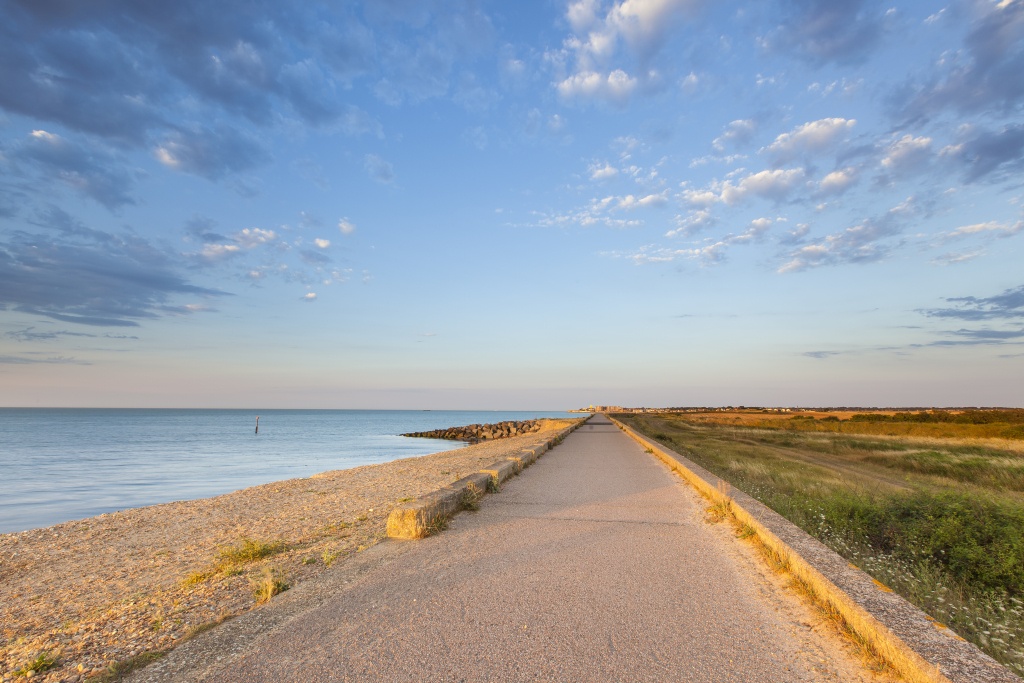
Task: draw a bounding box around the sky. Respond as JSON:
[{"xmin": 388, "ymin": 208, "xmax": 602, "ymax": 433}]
[{"xmin": 0, "ymin": 0, "xmax": 1022, "ymax": 409}]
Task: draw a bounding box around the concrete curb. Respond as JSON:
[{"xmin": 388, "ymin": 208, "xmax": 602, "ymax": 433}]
[
  {"xmin": 609, "ymin": 416, "xmax": 1021, "ymax": 683},
  {"xmin": 386, "ymin": 420, "xmax": 584, "ymax": 540}
]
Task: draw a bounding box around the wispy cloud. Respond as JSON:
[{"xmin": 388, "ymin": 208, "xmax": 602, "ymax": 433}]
[
  {"xmin": 762, "ymin": 0, "xmax": 892, "ymax": 65},
  {"xmin": 0, "ymin": 210, "xmax": 229, "ymax": 327},
  {"xmin": 922, "ymin": 284, "xmax": 1024, "ymax": 321},
  {"xmin": 0, "ymin": 355, "xmax": 91, "ymax": 365},
  {"xmin": 364, "ymin": 154, "xmax": 395, "ymax": 184}
]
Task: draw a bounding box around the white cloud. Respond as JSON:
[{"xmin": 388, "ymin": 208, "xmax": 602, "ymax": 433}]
[
  {"xmin": 556, "ymin": 0, "xmax": 699, "ymax": 103},
  {"xmin": 762, "ymin": 118, "xmax": 856, "ymax": 161},
  {"xmin": 338, "ymin": 218, "xmax": 356, "ymax": 235},
  {"xmin": 632, "ymin": 217, "xmax": 771, "ymax": 264},
  {"xmin": 302, "ymin": 292, "xmax": 317, "ymax": 301},
  {"xmin": 314, "ymin": 238, "xmax": 331, "ymax": 249},
  {"xmin": 720, "ymin": 168, "xmax": 806, "ymax": 205},
  {"xmin": 680, "ymin": 72, "xmax": 700, "ymax": 93},
  {"xmin": 613, "ymin": 192, "xmax": 669, "ymax": 210},
  {"xmin": 818, "ymin": 167, "xmax": 858, "ymax": 195},
  {"xmin": 881, "ymin": 134, "xmax": 933, "ymax": 173},
  {"xmin": 943, "ymin": 220, "xmax": 1024, "ymax": 240},
  {"xmin": 681, "ymin": 188, "xmax": 719, "ymax": 207},
  {"xmin": 590, "ymin": 162, "xmax": 619, "ymax": 180},
  {"xmin": 201, "ymin": 243, "xmax": 241, "ymax": 260},
  {"xmin": 234, "ymin": 227, "xmax": 277, "ymax": 248},
  {"xmin": 557, "ymin": 69, "xmax": 638, "ymax": 103},
  {"xmin": 931, "ymin": 249, "xmax": 985, "ymax": 266},
  {"xmin": 665, "ymin": 209, "xmax": 714, "ymax": 237},
  {"xmin": 567, "ymin": 0, "xmax": 602, "ymax": 32},
  {"xmin": 605, "ymin": 0, "xmax": 701, "ymax": 49}
]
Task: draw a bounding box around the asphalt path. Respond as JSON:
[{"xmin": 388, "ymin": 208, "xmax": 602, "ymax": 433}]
[{"xmin": 138, "ymin": 415, "xmax": 876, "ymax": 682}]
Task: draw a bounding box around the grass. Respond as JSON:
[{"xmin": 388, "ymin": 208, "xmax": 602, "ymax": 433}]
[
  {"xmin": 251, "ymin": 567, "xmax": 289, "ymax": 604},
  {"xmin": 618, "ymin": 412, "xmax": 1024, "ymax": 676},
  {"xmin": 179, "ymin": 536, "xmax": 287, "ymax": 589},
  {"xmin": 322, "ymin": 547, "xmax": 340, "ymax": 567},
  {"xmin": 679, "ymin": 408, "xmax": 1024, "ymax": 441},
  {"xmin": 461, "ymin": 482, "xmax": 483, "ymax": 511},
  {"xmin": 216, "ymin": 536, "xmax": 286, "ymax": 569},
  {"xmin": 422, "ymin": 513, "xmax": 449, "ymax": 537},
  {"xmin": 86, "ymin": 651, "xmax": 166, "ymax": 682},
  {"xmin": 13, "ymin": 651, "xmax": 58, "ymax": 678}
]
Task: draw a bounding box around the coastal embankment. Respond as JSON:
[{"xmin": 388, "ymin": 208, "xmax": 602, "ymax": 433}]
[{"xmin": 0, "ymin": 418, "xmax": 579, "ymax": 683}]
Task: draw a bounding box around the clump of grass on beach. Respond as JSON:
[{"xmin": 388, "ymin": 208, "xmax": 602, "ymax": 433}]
[
  {"xmin": 251, "ymin": 567, "xmax": 289, "ymax": 604},
  {"xmin": 217, "ymin": 536, "xmax": 286, "ymax": 569},
  {"xmin": 180, "ymin": 536, "xmax": 287, "ymax": 588},
  {"xmin": 13, "ymin": 650, "xmax": 58, "ymax": 678}
]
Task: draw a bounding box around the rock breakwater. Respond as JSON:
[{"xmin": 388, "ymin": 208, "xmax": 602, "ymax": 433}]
[{"xmin": 402, "ymin": 420, "xmax": 543, "ymax": 443}]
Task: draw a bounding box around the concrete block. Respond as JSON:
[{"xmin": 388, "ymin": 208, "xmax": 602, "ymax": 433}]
[
  {"xmin": 480, "ymin": 459, "xmax": 518, "ymax": 485},
  {"xmin": 386, "ymin": 487, "xmax": 464, "ymax": 540},
  {"xmin": 387, "ymin": 472, "xmax": 492, "ymax": 540},
  {"xmin": 505, "ymin": 455, "xmax": 527, "ymax": 473}
]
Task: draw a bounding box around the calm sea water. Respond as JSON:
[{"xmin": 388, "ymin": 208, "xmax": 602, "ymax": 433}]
[{"xmin": 0, "ymin": 409, "xmax": 576, "ymax": 534}]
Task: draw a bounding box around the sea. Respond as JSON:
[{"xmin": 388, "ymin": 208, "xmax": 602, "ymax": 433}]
[{"xmin": 0, "ymin": 409, "xmax": 578, "ymax": 535}]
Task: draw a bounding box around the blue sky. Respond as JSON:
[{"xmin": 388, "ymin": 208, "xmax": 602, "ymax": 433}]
[{"xmin": 1, "ymin": 0, "xmax": 1022, "ymax": 409}]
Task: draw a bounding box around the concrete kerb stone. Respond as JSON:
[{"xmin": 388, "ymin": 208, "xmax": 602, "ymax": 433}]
[
  {"xmin": 386, "ymin": 420, "xmax": 585, "ymax": 541},
  {"xmin": 608, "ymin": 416, "xmax": 1021, "ymax": 683},
  {"xmin": 480, "ymin": 459, "xmax": 518, "ymax": 487}
]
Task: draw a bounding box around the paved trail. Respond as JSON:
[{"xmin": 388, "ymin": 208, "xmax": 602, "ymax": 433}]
[{"xmin": 137, "ymin": 415, "xmax": 883, "ymax": 682}]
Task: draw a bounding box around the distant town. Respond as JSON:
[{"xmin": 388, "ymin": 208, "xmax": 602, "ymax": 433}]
[{"xmin": 569, "ymin": 405, "xmax": 1010, "ymax": 413}]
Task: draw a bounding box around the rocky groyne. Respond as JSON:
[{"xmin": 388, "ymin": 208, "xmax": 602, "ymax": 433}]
[{"xmin": 402, "ymin": 420, "xmax": 543, "ymax": 443}]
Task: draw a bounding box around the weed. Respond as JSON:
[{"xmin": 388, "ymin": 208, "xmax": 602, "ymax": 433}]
[
  {"xmin": 322, "ymin": 548, "xmax": 339, "ymax": 567},
  {"xmin": 398, "ymin": 496, "xmax": 414, "ymax": 503},
  {"xmin": 486, "ymin": 476, "xmax": 500, "ymax": 493},
  {"xmin": 216, "ymin": 536, "xmax": 286, "ymax": 573},
  {"xmin": 87, "ymin": 651, "xmax": 166, "ymax": 682},
  {"xmin": 462, "ymin": 483, "xmax": 482, "ymax": 511},
  {"xmin": 251, "ymin": 567, "xmax": 289, "ymax": 604},
  {"xmin": 180, "ymin": 570, "xmax": 212, "ymax": 588},
  {"xmin": 13, "ymin": 651, "xmax": 58, "ymax": 678},
  {"xmin": 704, "ymin": 480, "xmax": 733, "ymax": 524},
  {"xmin": 302, "ymin": 556, "xmax": 317, "ymax": 565},
  {"xmin": 356, "ymin": 514, "xmax": 369, "ymax": 522},
  {"xmin": 423, "ymin": 513, "xmax": 448, "ymax": 537},
  {"xmin": 736, "ymin": 524, "xmax": 757, "ymax": 540}
]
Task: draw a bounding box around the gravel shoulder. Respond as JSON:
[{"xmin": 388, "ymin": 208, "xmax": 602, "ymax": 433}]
[{"xmin": 0, "ymin": 419, "xmax": 578, "ymax": 682}]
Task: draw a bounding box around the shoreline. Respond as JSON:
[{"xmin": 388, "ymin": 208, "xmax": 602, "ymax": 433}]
[{"xmin": 1, "ymin": 419, "xmax": 579, "ymax": 682}]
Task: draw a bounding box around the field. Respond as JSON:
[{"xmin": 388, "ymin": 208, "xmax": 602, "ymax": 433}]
[{"xmin": 615, "ymin": 411, "xmax": 1024, "ymax": 676}]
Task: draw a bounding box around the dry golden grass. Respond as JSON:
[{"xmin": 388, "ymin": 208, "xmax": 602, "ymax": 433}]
[{"xmin": 670, "ymin": 410, "xmax": 1024, "ymax": 443}]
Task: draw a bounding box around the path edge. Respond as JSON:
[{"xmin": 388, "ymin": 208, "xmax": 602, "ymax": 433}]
[
  {"xmin": 609, "ymin": 415, "xmax": 1021, "ymax": 683},
  {"xmin": 386, "ymin": 419, "xmax": 586, "ymax": 540}
]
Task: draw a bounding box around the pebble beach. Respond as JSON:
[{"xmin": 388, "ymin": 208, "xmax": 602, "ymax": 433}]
[{"xmin": 0, "ymin": 419, "xmax": 577, "ymax": 682}]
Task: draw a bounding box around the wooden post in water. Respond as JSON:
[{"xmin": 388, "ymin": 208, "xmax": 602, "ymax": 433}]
[{"xmin": 255, "ymin": 416, "xmax": 260, "ymax": 434}]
